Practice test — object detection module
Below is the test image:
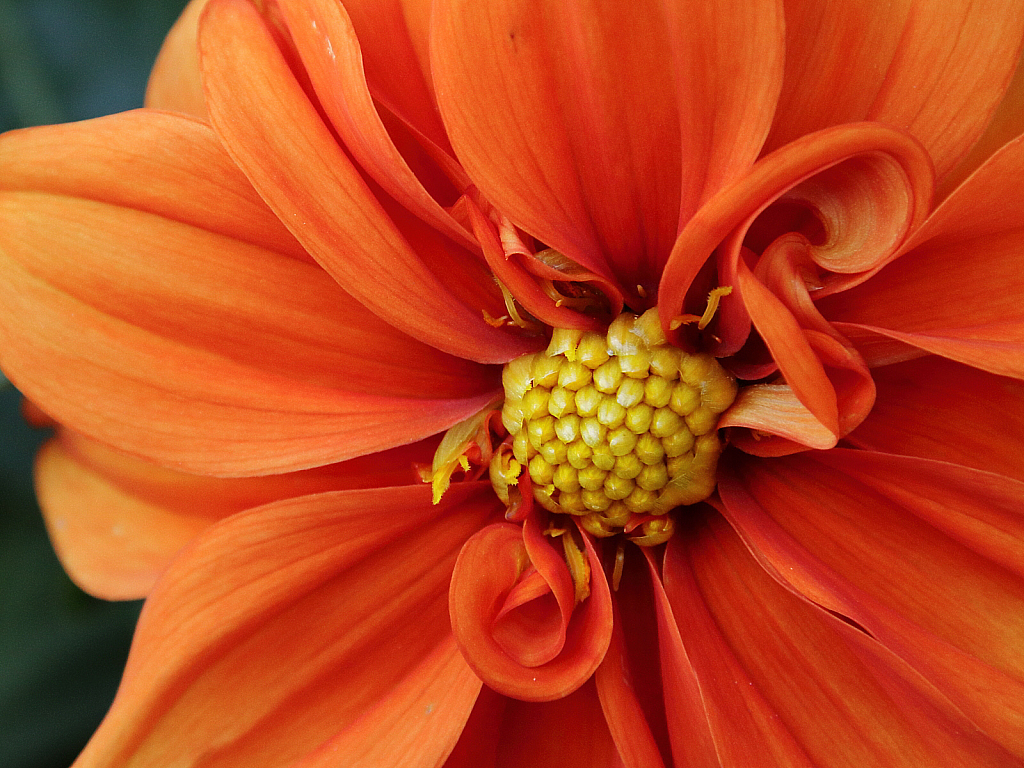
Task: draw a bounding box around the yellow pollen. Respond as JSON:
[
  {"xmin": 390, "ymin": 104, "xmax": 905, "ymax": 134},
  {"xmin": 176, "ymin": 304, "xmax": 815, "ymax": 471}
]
[{"xmin": 499, "ymin": 309, "xmax": 737, "ymax": 546}]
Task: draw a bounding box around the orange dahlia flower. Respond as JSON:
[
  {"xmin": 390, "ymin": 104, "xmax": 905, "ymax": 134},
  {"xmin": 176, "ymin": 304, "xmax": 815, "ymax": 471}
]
[{"xmin": 3, "ymin": 0, "xmax": 1024, "ymax": 764}]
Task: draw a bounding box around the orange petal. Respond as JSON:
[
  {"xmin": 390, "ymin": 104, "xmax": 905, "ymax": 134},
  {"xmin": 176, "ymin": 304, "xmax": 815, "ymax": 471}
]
[
  {"xmin": 940, "ymin": 50, "xmax": 1024, "ymax": 199},
  {"xmin": 74, "ymin": 482, "xmax": 498, "ymax": 768},
  {"xmin": 848, "ymin": 356, "xmax": 1024, "ymax": 483},
  {"xmin": 819, "ymin": 134, "xmax": 1024, "ymax": 378},
  {"xmin": 145, "ymin": 0, "xmax": 210, "ymax": 118},
  {"xmin": 35, "ymin": 430, "xmax": 438, "ymax": 600},
  {"xmin": 719, "ymin": 384, "xmax": 838, "ymax": 453},
  {"xmin": 448, "ymin": 521, "xmax": 612, "ymax": 701},
  {"xmin": 0, "ymin": 110, "xmax": 308, "ymax": 262},
  {"xmin": 431, "ymin": 0, "xmax": 683, "ymax": 293},
  {"xmin": 719, "ymin": 450, "xmax": 1024, "ymax": 755},
  {"xmin": 660, "ymin": 511, "xmax": 1022, "ymax": 767},
  {"xmin": 0, "ymin": 189, "xmax": 498, "ymax": 474},
  {"xmin": 198, "ymin": 0, "xmax": 534, "ymax": 363},
  {"xmin": 325, "ymin": 0, "xmax": 450, "ymax": 155},
  {"xmin": 766, "ymin": 0, "xmax": 1024, "ymax": 180}
]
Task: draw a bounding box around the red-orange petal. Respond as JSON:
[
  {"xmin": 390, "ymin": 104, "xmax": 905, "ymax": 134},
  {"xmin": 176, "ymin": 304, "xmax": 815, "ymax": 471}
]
[
  {"xmin": 74, "ymin": 482, "xmax": 498, "ymax": 768},
  {"xmin": 431, "ymin": 0, "xmax": 683, "ymax": 294},
  {"xmin": 490, "ymin": 681, "xmax": 622, "ymax": 767},
  {"xmin": 847, "ymin": 356, "xmax": 1024, "ymax": 483},
  {"xmin": 448, "ymin": 521, "xmax": 613, "ymax": 701},
  {"xmin": 659, "ymin": 511, "xmax": 1022, "ymax": 767},
  {"xmin": 198, "ymin": 0, "xmax": 534, "ymax": 364},
  {"xmin": 765, "ymin": 0, "xmax": 1024, "ymax": 181},
  {"xmin": 719, "ymin": 450, "xmax": 1024, "ymax": 756},
  {"xmin": 35, "ymin": 430, "xmax": 438, "ymax": 600},
  {"xmin": 820, "ymin": 133, "xmax": 1024, "ymax": 379}
]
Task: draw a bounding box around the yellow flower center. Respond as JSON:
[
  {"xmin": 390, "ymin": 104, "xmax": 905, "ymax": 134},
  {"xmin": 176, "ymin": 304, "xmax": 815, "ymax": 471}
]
[{"xmin": 499, "ymin": 309, "xmax": 737, "ymax": 545}]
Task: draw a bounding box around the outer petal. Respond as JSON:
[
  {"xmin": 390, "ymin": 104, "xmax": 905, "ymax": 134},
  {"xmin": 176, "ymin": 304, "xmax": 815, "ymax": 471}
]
[
  {"xmin": 765, "ymin": 0, "xmax": 1024, "ymax": 180},
  {"xmin": 0, "ymin": 188, "xmax": 497, "ymax": 474},
  {"xmin": 35, "ymin": 431, "xmax": 436, "ymax": 600},
  {"xmin": 847, "ymin": 356, "xmax": 1024, "ymax": 483},
  {"xmin": 74, "ymin": 483, "xmax": 497, "ymax": 768},
  {"xmin": 719, "ymin": 450, "xmax": 1024, "ymax": 756},
  {"xmin": 199, "ymin": 0, "xmax": 532, "ymax": 363},
  {"xmin": 658, "ymin": 511, "xmax": 1022, "ymax": 768},
  {"xmin": 145, "ymin": 0, "xmax": 210, "ymax": 118}
]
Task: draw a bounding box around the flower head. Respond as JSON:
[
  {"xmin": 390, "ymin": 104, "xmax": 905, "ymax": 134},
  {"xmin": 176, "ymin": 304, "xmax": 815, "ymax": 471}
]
[{"xmin": 3, "ymin": 0, "xmax": 1024, "ymax": 765}]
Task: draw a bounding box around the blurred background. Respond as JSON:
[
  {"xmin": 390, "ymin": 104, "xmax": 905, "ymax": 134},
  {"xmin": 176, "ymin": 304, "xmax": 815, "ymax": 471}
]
[{"xmin": 1, "ymin": 0, "xmax": 186, "ymax": 763}]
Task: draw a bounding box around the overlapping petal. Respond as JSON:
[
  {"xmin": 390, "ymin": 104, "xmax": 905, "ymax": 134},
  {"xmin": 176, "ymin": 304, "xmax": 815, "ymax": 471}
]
[
  {"xmin": 35, "ymin": 430, "xmax": 437, "ymax": 599},
  {"xmin": 847, "ymin": 356, "xmax": 1024, "ymax": 482},
  {"xmin": 145, "ymin": 0, "xmax": 210, "ymax": 118},
  {"xmin": 719, "ymin": 451, "xmax": 1024, "ymax": 756},
  {"xmin": 199, "ymin": 0, "xmax": 533, "ymax": 364},
  {"xmin": 658, "ymin": 511, "xmax": 1023, "ymax": 767},
  {"xmin": 430, "ymin": 0, "xmax": 781, "ymax": 295},
  {"xmin": 74, "ymin": 483, "xmax": 498, "ymax": 768}
]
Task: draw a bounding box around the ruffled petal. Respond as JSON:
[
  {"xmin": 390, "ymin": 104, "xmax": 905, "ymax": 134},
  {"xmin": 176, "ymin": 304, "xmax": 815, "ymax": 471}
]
[
  {"xmin": 35, "ymin": 430, "xmax": 437, "ymax": 600},
  {"xmin": 0, "ymin": 187, "xmax": 498, "ymax": 474},
  {"xmin": 199, "ymin": 0, "xmax": 533, "ymax": 363},
  {"xmin": 448, "ymin": 518, "xmax": 612, "ymax": 701},
  {"xmin": 719, "ymin": 450, "xmax": 1024, "ymax": 756},
  {"xmin": 820, "ymin": 132, "xmax": 1024, "ymax": 379},
  {"xmin": 431, "ymin": 0, "xmax": 684, "ymax": 294},
  {"xmin": 659, "ymin": 122, "xmax": 934, "ymax": 340},
  {"xmin": 658, "ymin": 510, "xmax": 1022, "ymax": 767},
  {"xmin": 74, "ymin": 482, "xmax": 497, "ymax": 768},
  {"xmin": 766, "ymin": 0, "xmax": 1024, "ymax": 180},
  {"xmin": 847, "ymin": 356, "xmax": 1024, "ymax": 483},
  {"xmin": 145, "ymin": 0, "xmax": 210, "ymax": 118}
]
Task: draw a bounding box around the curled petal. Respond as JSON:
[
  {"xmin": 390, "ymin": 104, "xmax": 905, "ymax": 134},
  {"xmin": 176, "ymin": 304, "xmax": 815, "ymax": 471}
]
[
  {"xmin": 821, "ymin": 134, "xmax": 1024, "ymax": 379},
  {"xmin": 660, "ymin": 122, "xmax": 934, "ymax": 338},
  {"xmin": 74, "ymin": 483, "xmax": 497, "ymax": 768},
  {"xmin": 720, "ymin": 384, "xmax": 838, "ymax": 455},
  {"xmin": 449, "ymin": 521, "xmax": 612, "ymax": 701}
]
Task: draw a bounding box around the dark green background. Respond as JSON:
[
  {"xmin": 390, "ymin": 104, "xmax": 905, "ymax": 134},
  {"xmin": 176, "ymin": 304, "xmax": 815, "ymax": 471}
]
[{"xmin": 1, "ymin": 0, "xmax": 187, "ymax": 764}]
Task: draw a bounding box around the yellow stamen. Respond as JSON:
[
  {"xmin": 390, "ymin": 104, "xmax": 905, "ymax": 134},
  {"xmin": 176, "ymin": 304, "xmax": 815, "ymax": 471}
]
[{"xmin": 669, "ymin": 285, "xmax": 733, "ymax": 331}]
